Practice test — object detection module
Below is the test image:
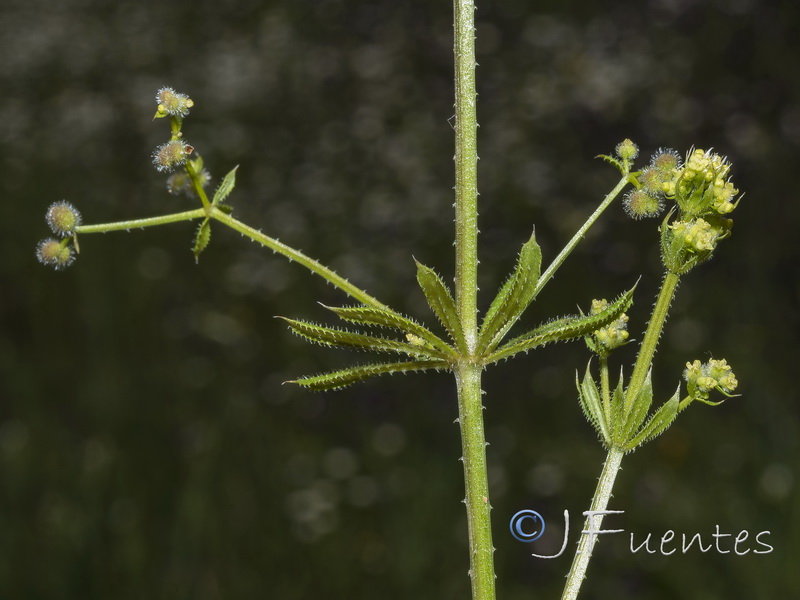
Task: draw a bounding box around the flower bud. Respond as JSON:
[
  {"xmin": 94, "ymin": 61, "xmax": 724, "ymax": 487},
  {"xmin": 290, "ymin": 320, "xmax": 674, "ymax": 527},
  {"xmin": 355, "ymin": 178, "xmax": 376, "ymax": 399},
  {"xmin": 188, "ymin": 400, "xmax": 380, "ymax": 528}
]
[
  {"xmin": 615, "ymin": 139, "xmax": 639, "ymax": 161},
  {"xmin": 46, "ymin": 201, "xmax": 82, "ymax": 237},
  {"xmin": 36, "ymin": 238, "xmax": 75, "ymax": 270},
  {"xmin": 152, "ymin": 140, "xmax": 193, "ymax": 172},
  {"xmin": 155, "ymin": 87, "xmax": 194, "ymax": 118}
]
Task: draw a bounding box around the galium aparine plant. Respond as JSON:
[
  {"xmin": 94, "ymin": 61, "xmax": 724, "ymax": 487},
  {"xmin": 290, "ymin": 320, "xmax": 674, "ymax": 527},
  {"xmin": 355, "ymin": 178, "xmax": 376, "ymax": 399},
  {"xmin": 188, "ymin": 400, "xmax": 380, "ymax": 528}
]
[{"xmin": 35, "ymin": 5, "xmax": 743, "ymax": 598}]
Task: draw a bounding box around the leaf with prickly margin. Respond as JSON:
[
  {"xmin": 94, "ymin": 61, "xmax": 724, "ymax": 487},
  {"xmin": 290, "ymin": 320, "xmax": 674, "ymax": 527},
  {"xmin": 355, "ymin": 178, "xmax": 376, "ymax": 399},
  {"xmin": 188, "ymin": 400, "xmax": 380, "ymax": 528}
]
[
  {"xmin": 212, "ymin": 165, "xmax": 239, "ymax": 206},
  {"xmin": 192, "ymin": 218, "xmax": 211, "ymax": 263},
  {"xmin": 289, "ymin": 360, "xmax": 449, "ymax": 391},
  {"xmin": 577, "ymin": 363, "xmax": 609, "ymax": 445},
  {"xmin": 323, "ymin": 305, "xmax": 455, "ymax": 358},
  {"xmin": 478, "ymin": 232, "xmax": 542, "ymax": 354},
  {"xmin": 484, "ymin": 285, "xmax": 635, "ymax": 364},
  {"xmin": 617, "ymin": 370, "xmax": 653, "ymax": 446},
  {"xmin": 279, "ymin": 318, "xmax": 447, "ymax": 360},
  {"xmin": 415, "ymin": 261, "xmax": 465, "ymax": 350},
  {"xmin": 596, "ymin": 154, "xmax": 624, "ymax": 173},
  {"xmin": 622, "ymin": 386, "xmax": 680, "ymax": 452}
]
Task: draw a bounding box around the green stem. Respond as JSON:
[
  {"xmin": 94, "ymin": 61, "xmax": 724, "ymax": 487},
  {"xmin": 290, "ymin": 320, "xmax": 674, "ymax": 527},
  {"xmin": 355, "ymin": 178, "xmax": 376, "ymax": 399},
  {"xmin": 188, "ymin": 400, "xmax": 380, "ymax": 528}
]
[
  {"xmin": 185, "ymin": 160, "xmax": 212, "ymax": 210},
  {"xmin": 453, "ymin": 0, "xmax": 479, "ymax": 352},
  {"xmin": 453, "ymin": 2, "xmax": 495, "ymax": 599},
  {"xmin": 561, "ymin": 448, "xmax": 624, "ymax": 600},
  {"xmin": 599, "ymin": 354, "xmax": 612, "ymax": 427},
  {"xmin": 210, "ymin": 210, "xmax": 388, "ymax": 310},
  {"xmin": 455, "ymin": 362, "xmax": 495, "ymax": 600},
  {"xmin": 75, "ymin": 209, "xmax": 207, "ymax": 234},
  {"xmin": 624, "ymin": 271, "xmax": 680, "ymax": 413},
  {"xmin": 75, "ymin": 206, "xmax": 386, "ymax": 310},
  {"xmin": 534, "ymin": 173, "xmax": 630, "ymax": 299}
]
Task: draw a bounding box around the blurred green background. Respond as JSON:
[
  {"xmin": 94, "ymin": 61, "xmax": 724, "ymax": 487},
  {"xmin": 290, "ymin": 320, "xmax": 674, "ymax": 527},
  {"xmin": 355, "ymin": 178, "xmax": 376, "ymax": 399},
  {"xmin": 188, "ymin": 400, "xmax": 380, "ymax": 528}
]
[{"xmin": 1, "ymin": 0, "xmax": 797, "ymax": 598}]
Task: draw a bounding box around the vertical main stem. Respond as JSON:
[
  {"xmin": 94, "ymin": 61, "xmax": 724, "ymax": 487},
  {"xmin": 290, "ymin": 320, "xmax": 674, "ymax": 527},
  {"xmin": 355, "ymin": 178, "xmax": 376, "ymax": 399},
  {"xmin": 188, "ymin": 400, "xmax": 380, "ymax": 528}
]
[
  {"xmin": 453, "ymin": 0, "xmax": 479, "ymax": 351},
  {"xmin": 456, "ymin": 363, "xmax": 496, "ymax": 600},
  {"xmin": 453, "ymin": 2, "xmax": 495, "ymax": 599}
]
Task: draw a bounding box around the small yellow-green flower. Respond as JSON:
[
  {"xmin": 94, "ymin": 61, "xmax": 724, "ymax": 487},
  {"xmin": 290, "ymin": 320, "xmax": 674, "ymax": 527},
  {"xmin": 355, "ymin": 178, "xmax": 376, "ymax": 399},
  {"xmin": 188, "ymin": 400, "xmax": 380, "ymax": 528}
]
[
  {"xmin": 669, "ymin": 218, "xmax": 719, "ymax": 252},
  {"xmin": 684, "ymin": 358, "xmax": 738, "ymax": 404},
  {"xmin": 665, "ymin": 148, "xmax": 739, "ymax": 219},
  {"xmin": 585, "ymin": 298, "xmax": 629, "ymax": 355}
]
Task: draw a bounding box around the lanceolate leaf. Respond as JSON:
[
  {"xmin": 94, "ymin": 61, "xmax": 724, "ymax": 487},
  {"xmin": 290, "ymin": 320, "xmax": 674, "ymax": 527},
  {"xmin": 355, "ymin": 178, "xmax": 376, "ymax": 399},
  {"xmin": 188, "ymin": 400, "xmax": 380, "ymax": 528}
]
[
  {"xmin": 596, "ymin": 153, "xmax": 624, "ymax": 174},
  {"xmin": 192, "ymin": 218, "xmax": 211, "ymax": 263},
  {"xmin": 279, "ymin": 318, "xmax": 447, "ymax": 361},
  {"xmin": 212, "ymin": 165, "xmax": 239, "ymax": 206},
  {"xmin": 577, "ymin": 364, "xmax": 610, "ymax": 444},
  {"xmin": 484, "ymin": 285, "xmax": 635, "ymax": 364},
  {"xmin": 289, "ymin": 360, "xmax": 449, "ymax": 391},
  {"xmin": 478, "ymin": 232, "xmax": 542, "ymax": 353},
  {"xmin": 323, "ymin": 305, "xmax": 455, "ymax": 357},
  {"xmin": 415, "ymin": 261, "xmax": 465, "ymax": 350},
  {"xmin": 622, "ymin": 387, "xmax": 680, "ymax": 452},
  {"xmin": 617, "ymin": 370, "xmax": 653, "ymax": 446}
]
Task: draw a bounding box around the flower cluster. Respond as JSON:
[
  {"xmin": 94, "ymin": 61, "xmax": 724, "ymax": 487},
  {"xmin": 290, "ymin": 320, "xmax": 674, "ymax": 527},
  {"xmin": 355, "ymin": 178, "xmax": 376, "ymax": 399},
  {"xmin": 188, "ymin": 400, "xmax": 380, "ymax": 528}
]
[
  {"xmin": 585, "ymin": 298, "xmax": 630, "ymax": 356},
  {"xmin": 659, "ymin": 148, "xmax": 740, "ymax": 275},
  {"xmin": 683, "ymin": 358, "xmax": 738, "ymax": 405}
]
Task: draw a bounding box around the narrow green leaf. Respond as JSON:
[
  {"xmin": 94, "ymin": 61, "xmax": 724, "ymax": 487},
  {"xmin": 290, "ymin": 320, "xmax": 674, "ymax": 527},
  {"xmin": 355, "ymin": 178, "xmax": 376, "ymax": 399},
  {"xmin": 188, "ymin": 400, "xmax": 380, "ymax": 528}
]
[
  {"xmin": 415, "ymin": 261, "xmax": 465, "ymax": 350},
  {"xmin": 192, "ymin": 218, "xmax": 211, "ymax": 263},
  {"xmin": 596, "ymin": 153, "xmax": 624, "ymax": 173},
  {"xmin": 478, "ymin": 232, "xmax": 542, "ymax": 353},
  {"xmin": 279, "ymin": 318, "xmax": 446, "ymax": 360},
  {"xmin": 622, "ymin": 386, "xmax": 680, "ymax": 452},
  {"xmin": 484, "ymin": 285, "xmax": 635, "ymax": 364},
  {"xmin": 577, "ymin": 363, "xmax": 609, "ymax": 444},
  {"xmin": 618, "ymin": 370, "xmax": 653, "ymax": 446},
  {"xmin": 212, "ymin": 165, "xmax": 239, "ymax": 206},
  {"xmin": 289, "ymin": 360, "xmax": 449, "ymax": 391},
  {"xmin": 324, "ymin": 305, "xmax": 454, "ymax": 357}
]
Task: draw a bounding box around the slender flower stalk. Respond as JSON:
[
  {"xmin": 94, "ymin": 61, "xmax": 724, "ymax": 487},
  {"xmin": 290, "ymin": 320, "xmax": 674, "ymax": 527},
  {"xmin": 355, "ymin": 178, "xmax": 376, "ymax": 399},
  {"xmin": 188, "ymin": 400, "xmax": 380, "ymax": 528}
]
[
  {"xmin": 535, "ymin": 172, "xmax": 631, "ymax": 298},
  {"xmin": 210, "ymin": 210, "xmax": 388, "ymax": 310},
  {"xmin": 75, "ymin": 209, "xmax": 207, "ymax": 234},
  {"xmin": 74, "ymin": 205, "xmax": 387, "ymax": 310},
  {"xmin": 624, "ymin": 272, "xmax": 680, "ymax": 412}
]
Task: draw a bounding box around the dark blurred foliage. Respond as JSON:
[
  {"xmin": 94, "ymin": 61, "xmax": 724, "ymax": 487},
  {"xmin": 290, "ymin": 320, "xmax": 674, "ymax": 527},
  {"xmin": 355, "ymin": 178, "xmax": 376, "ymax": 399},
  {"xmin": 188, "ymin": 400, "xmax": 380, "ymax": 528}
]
[{"xmin": 1, "ymin": 0, "xmax": 798, "ymax": 597}]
